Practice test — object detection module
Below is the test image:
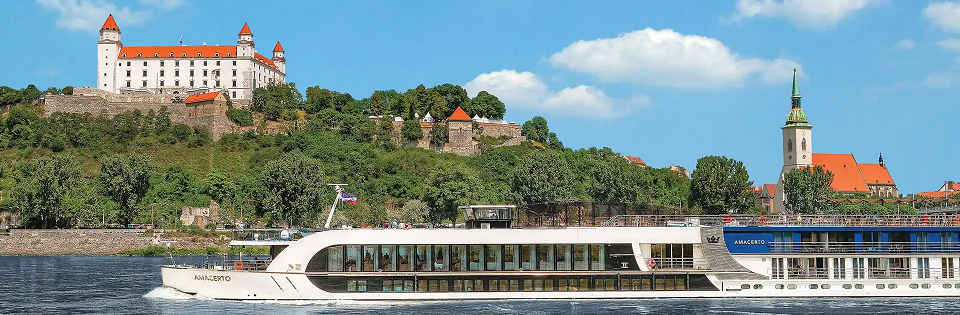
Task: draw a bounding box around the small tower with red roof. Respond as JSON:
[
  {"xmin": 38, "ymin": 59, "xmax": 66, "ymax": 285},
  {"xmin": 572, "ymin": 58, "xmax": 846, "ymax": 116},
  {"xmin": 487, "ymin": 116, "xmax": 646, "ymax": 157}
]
[
  {"xmin": 98, "ymin": 14, "xmax": 122, "ymax": 93},
  {"xmin": 237, "ymin": 23, "xmax": 254, "ymax": 57},
  {"xmin": 272, "ymin": 42, "xmax": 285, "ymax": 73},
  {"xmin": 446, "ymin": 107, "xmax": 475, "ymax": 154}
]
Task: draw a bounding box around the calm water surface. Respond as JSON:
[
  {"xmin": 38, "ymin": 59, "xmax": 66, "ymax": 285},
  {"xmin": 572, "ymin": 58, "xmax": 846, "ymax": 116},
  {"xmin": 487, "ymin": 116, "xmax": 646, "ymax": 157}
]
[{"xmin": 0, "ymin": 256, "xmax": 958, "ymax": 314}]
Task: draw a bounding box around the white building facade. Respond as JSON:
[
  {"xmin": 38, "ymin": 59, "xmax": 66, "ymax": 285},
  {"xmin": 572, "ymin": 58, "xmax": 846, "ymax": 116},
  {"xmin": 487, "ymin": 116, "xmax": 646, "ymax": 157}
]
[{"xmin": 96, "ymin": 14, "xmax": 286, "ymax": 100}]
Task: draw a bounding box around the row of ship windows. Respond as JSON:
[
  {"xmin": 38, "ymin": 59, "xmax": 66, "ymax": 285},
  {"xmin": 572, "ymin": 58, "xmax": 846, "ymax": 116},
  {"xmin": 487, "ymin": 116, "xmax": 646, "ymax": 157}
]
[
  {"xmin": 308, "ymin": 274, "xmax": 718, "ymax": 293},
  {"xmin": 307, "ymin": 244, "xmax": 635, "ymax": 273},
  {"xmin": 742, "ymin": 283, "xmax": 957, "ymax": 290}
]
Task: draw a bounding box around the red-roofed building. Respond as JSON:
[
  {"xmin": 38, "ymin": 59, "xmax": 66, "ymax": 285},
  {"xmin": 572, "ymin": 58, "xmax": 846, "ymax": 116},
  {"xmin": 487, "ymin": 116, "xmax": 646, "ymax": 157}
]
[
  {"xmin": 184, "ymin": 91, "xmax": 227, "ymax": 117},
  {"xmin": 916, "ymin": 181, "xmax": 960, "ymax": 198},
  {"xmin": 97, "ymin": 15, "xmax": 286, "ymax": 101},
  {"xmin": 624, "ymin": 156, "xmax": 647, "ymax": 167},
  {"xmin": 773, "ymin": 69, "xmax": 898, "ymax": 212}
]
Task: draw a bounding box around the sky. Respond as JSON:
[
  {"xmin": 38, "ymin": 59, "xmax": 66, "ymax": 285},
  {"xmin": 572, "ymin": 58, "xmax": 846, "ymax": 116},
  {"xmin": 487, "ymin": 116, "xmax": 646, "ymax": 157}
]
[{"xmin": 0, "ymin": 0, "xmax": 958, "ymax": 194}]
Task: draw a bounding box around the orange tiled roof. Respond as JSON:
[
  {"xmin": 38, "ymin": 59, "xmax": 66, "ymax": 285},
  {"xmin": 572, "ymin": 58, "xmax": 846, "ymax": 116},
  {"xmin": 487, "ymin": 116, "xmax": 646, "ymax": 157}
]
[
  {"xmin": 763, "ymin": 184, "xmax": 777, "ymax": 197},
  {"xmin": 273, "ymin": 42, "xmax": 284, "ymax": 52},
  {"xmin": 239, "ymin": 23, "xmax": 252, "ymax": 35},
  {"xmin": 101, "ymin": 14, "xmax": 119, "ymax": 31},
  {"xmin": 254, "ymin": 53, "xmax": 277, "ymax": 70},
  {"xmin": 184, "ymin": 91, "xmax": 221, "ymax": 104},
  {"xmin": 119, "ymin": 46, "xmax": 237, "ymax": 59},
  {"xmin": 917, "ymin": 191, "xmax": 960, "ymax": 198},
  {"xmin": 812, "ymin": 153, "xmax": 868, "ymax": 193},
  {"xmin": 448, "ymin": 107, "xmax": 471, "ymax": 121},
  {"xmin": 624, "ymin": 156, "xmax": 647, "ymax": 166},
  {"xmin": 859, "ymin": 163, "xmax": 895, "ymax": 185}
]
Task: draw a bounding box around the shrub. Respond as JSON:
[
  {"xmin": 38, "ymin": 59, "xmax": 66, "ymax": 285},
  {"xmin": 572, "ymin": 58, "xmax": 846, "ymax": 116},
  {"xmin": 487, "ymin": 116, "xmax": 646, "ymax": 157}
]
[{"xmin": 226, "ymin": 108, "xmax": 254, "ymax": 126}]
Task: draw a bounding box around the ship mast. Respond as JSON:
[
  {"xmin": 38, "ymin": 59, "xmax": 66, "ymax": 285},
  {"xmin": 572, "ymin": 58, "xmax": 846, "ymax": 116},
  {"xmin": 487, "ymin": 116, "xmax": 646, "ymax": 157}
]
[{"xmin": 323, "ymin": 184, "xmax": 347, "ymax": 229}]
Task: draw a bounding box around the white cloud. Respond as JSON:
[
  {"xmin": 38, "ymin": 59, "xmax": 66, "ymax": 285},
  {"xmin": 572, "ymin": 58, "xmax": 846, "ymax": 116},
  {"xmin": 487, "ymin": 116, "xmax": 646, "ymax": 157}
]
[
  {"xmin": 924, "ymin": 1, "xmax": 960, "ymax": 32},
  {"xmin": 36, "ymin": 0, "xmax": 183, "ymax": 32},
  {"xmin": 731, "ymin": 0, "xmax": 878, "ymax": 29},
  {"xmin": 894, "ymin": 39, "xmax": 916, "ymax": 50},
  {"xmin": 547, "ymin": 28, "xmax": 801, "ymax": 89},
  {"xmin": 938, "ymin": 38, "xmax": 960, "ymax": 52},
  {"xmin": 922, "ymin": 73, "xmax": 953, "ymax": 87},
  {"xmin": 464, "ymin": 70, "xmax": 648, "ymax": 119}
]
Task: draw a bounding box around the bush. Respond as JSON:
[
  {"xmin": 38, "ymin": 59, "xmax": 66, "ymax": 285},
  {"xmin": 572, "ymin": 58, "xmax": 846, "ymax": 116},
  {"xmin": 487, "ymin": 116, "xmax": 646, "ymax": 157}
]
[
  {"xmin": 171, "ymin": 124, "xmax": 192, "ymax": 142},
  {"xmin": 226, "ymin": 108, "xmax": 254, "ymax": 126},
  {"xmin": 188, "ymin": 128, "xmax": 211, "ymax": 147}
]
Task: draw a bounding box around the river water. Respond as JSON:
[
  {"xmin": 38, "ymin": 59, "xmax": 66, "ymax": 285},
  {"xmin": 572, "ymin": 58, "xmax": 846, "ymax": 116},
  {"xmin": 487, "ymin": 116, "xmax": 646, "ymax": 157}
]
[{"xmin": 1, "ymin": 256, "xmax": 958, "ymax": 314}]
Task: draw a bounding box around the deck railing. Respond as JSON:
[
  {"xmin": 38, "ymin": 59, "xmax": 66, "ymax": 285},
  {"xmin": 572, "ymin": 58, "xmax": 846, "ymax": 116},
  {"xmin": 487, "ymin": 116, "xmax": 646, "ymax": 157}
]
[
  {"xmin": 769, "ymin": 242, "xmax": 960, "ymax": 254},
  {"xmin": 601, "ymin": 214, "xmax": 960, "ymax": 228}
]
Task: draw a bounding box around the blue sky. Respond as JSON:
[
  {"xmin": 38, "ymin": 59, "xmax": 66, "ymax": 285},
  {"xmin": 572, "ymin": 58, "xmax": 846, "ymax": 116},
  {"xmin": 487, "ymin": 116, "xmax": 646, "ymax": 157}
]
[{"xmin": 1, "ymin": 0, "xmax": 959, "ymax": 194}]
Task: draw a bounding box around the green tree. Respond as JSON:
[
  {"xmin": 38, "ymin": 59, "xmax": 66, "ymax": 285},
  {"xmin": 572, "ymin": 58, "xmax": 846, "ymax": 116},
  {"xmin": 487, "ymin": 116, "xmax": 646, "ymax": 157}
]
[
  {"xmin": 171, "ymin": 124, "xmax": 192, "ymax": 142},
  {"xmin": 252, "ymin": 83, "xmax": 302, "ymax": 119},
  {"xmin": 45, "ymin": 86, "xmax": 61, "ymax": 95},
  {"xmin": 431, "ymin": 84, "xmax": 469, "ymax": 117},
  {"xmin": 588, "ymin": 157, "xmax": 645, "ymax": 204},
  {"xmin": 6, "ymin": 106, "xmax": 36, "ymax": 129},
  {"xmin": 226, "ymin": 108, "xmax": 254, "ymax": 126},
  {"xmin": 259, "ymin": 152, "xmax": 327, "ymax": 227},
  {"xmin": 0, "ymin": 86, "xmax": 20, "ymax": 105},
  {"xmin": 204, "ymin": 170, "xmax": 236, "ymax": 203},
  {"xmin": 511, "ymin": 150, "xmax": 574, "ymax": 204},
  {"xmin": 689, "ymin": 156, "xmax": 754, "ymax": 215},
  {"xmin": 304, "ymin": 86, "xmax": 334, "ymax": 113},
  {"xmin": 429, "ymin": 122, "xmax": 447, "ymax": 146},
  {"xmin": 375, "ymin": 118, "xmax": 396, "ymax": 149},
  {"xmin": 369, "ymin": 91, "xmax": 386, "ymax": 116},
  {"xmin": 521, "ymin": 116, "xmax": 549, "ymax": 143},
  {"xmin": 468, "ymin": 91, "xmax": 506, "ymax": 119},
  {"xmin": 783, "ymin": 166, "xmax": 835, "ymax": 214},
  {"xmin": 98, "ymin": 154, "xmax": 154, "ymax": 226},
  {"xmin": 11, "ymin": 155, "xmax": 82, "ymax": 228},
  {"xmin": 62, "ymin": 86, "xmax": 74, "ymax": 95},
  {"xmin": 21, "ymin": 84, "xmax": 41, "ymax": 104},
  {"xmin": 401, "ymin": 119, "xmax": 423, "ymax": 142},
  {"xmin": 424, "ymin": 164, "xmax": 482, "ymax": 223}
]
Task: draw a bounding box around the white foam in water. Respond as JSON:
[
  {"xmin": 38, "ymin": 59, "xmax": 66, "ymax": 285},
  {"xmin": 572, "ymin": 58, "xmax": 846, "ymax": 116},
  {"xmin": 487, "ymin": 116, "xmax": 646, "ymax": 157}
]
[{"xmin": 143, "ymin": 286, "xmax": 205, "ymax": 300}]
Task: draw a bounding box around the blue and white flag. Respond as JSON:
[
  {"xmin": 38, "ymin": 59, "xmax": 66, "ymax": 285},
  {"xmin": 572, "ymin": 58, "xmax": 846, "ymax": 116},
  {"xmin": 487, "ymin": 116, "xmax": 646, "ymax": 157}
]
[{"xmin": 340, "ymin": 192, "xmax": 357, "ymax": 205}]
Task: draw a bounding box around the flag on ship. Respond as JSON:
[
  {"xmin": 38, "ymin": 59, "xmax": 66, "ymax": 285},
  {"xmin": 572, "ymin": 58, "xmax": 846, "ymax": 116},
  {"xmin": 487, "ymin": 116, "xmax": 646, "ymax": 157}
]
[{"xmin": 340, "ymin": 192, "xmax": 357, "ymax": 205}]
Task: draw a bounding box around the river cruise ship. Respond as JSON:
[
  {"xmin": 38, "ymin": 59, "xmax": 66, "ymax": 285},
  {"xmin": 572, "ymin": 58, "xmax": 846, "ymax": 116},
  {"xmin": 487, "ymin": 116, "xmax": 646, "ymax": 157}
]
[{"xmin": 160, "ymin": 205, "xmax": 960, "ymax": 300}]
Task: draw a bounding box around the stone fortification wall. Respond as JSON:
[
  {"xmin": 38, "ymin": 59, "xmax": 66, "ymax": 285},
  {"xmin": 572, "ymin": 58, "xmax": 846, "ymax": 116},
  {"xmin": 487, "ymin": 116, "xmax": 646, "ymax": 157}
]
[
  {"xmin": 476, "ymin": 122, "xmax": 521, "ymax": 138},
  {"xmin": 0, "ymin": 229, "xmax": 231, "ymax": 255}
]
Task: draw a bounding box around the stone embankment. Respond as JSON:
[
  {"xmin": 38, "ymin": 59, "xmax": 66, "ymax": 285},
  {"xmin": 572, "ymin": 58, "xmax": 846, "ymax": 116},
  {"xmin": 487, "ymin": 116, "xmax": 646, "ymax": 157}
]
[{"xmin": 0, "ymin": 229, "xmax": 230, "ymax": 255}]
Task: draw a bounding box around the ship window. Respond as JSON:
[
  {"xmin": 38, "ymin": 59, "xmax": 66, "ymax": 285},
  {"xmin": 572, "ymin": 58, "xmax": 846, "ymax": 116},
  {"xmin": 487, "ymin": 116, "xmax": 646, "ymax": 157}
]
[
  {"xmin": 753, "ymin": 284, "xmax": 762, "ymax": 290},
  {"xmin": 485, "ymin": 245, "xmax": 501, "ymax": 271},
  {"xmin": 589, "ymin": 244, "xmax": 605, "ymax": 270},
  {"xmin": 843, "ymin": 284, "xmax": 852, "ymax": 289},
  {"xmin": 556, "ymin": 244, "xmax": 571, "ymax": 270},
  {"xmin": 944, "ymin": 284, "xmax": 953, "ymax": 289},
  {"xmin": 910, "ymin": 284, "xmax": 919, "ymax": 289},
  {"xmin": 888, "ymin": 284, "xmax": 897, "ymax": 289},
  {"xmin": 741, "ymin": 284, "xmax": 750, "ymax": 290},
  {"xmin": 876, "ymin": 284, "xmax": 885, "ymax": 289},
  {"xmin": 573, "ymin": 244, "xmax": 588, "ymax": 270},
  {"xmin": 468, "ymin": 245, "xmax": 483, "ymax": 271},
  {"xmin": 775, "ymin": 284, "xmax": 785, "ymax": 290},
  {"xmin": 787, "ymin": 284, "xmax": 797, "ymax": 290},
  {"xmin": 345, "ymin": 245, "xmax": 360, "ymax": 272},
  {"xmin": 821, "ymin": 284, "xmax": 831, "ymax": 289},
  {"xmin": 451, "ymin": 245, "xmax": 465, "ymax": 271},
  {"xmin": 503, "ymin": 245, "xmax": 519, "ymax": 271},
  {"xmin": 398, "ymin": 245, "xmax": 413, "ymax": 271},
  {"xmin": 362, "ymin": 245, "xmax": 378, "ymax": 271},
  {"xmin": 380, "ymin": 245, "xmax": 396, "ymax": 271},
  {"xmin": 416, "ymin": 245, "xmax": 431, "ymax": 271},
  {"xmin": 327, "ymin": 246, "xmax": 343, "ymax": 272},
  {"xmin": 434, "ymin": 245, "xmax": 449, "ymax": 271},
  {"xmin": 521, "ymin": 245, "xmax": 536, "ymax": 270},
  {"xmin": 855, "ymin": 284, "xmax": 864, "ymax": 289},
  {"xmin": 538, "ymin": 245, "xmax": 555, "ymax": 270}
]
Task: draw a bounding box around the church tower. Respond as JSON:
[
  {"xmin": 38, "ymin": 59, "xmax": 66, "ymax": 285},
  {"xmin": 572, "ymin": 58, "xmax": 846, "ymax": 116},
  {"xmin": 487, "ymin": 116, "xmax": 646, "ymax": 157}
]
[
  {"xmin": 773, "ymin": 68, "xmax": 812, "ymax": 213},
  {"xmin": 97, "ymin": 14, "xmax": 121, "ymax": 93}
]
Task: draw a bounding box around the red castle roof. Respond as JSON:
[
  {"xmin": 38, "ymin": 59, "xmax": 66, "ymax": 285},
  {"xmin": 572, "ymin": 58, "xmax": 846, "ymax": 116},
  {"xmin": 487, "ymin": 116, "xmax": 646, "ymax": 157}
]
[
  {"xmin": 448, "ymin": 107, "xmax": 471, "ymax": 121},
  {"xmin": 239, "ymin": 23, "xmax": 252, "ymax": 35},
  {"xmin": 273, "ymin": 42, "xmax": 284, "ymax": 52},
  {"xmin": 185, "ymin": 91, "xmax": 221, "ymax": 104},
  {"xmin": 101, "ymin": 14, "xmax": 119, "ymax": 31},
  {"xmin": 119, "ymin": 46, "xmax": 237, "ymax": 59}
]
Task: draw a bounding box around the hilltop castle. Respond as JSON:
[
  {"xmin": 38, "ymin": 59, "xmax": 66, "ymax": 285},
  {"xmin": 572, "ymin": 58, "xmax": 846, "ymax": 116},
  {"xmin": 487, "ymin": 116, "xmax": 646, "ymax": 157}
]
[
  {"xmin": 770, "ymin": 69, "xmax": 898, "ymax": 213},
  {"xmin": 96, "ymin": 15, "xmax": 285, "ymax": 101}
]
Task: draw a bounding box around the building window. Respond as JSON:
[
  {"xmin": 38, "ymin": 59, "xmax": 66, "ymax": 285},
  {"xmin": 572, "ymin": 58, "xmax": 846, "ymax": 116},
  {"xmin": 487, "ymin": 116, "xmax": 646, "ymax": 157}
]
[
  {"xmin": 190, "ymin": 80, "xmax": 194, "ymax": 87},
  {"xmin": 197, "ymin": 53, "xmax": 201, "ymax": 57},
  {"xmin": 203, "ymin": 61, "xmax": 207, "ymax": 66},
  {"xmin": 126, "ymin": 70, "xmax": 131, "ymax": 77},
  {"xmin": 787, "ymin": 139, "xmax": 793, "ymax": 152},
  {"xmin": 175, "ymin": 60, "xmax": 179, "ymax": 67},
  {"xmin": 182, "ymin": 53, "xmax": 187, "ymax": 57},
  {"xmin": 122, "ymin": 53, "xmax": 127, "ymax": 57},
  {"xmin": 169, "ymin": 53, "xmax": 174, "ymax": 57},
  {"xmin": 215, "ymin": 53, "xmax": 220, "ymax": 57},
  {"xmin": 175, "ymin": 70, "xmax": 179, "ymax": 77},
  {"xmin": 232, "ymin": 61, "xmax": 237, "ymax": 66},
  {"xmin": 160, "ymin": 70, "xmax": 164, "ymax": 77},
  {"xmin": 160, "ymin": 80, "xmax": 164, "ymax": 87},
  {"xmin": 154, "ymin": 53, "xmax": 159, "ymax": 57},
  {"xmin": 232, "ymin": 70, "xmax": 237, "ymax": 76},
  {"xmin": 190, "ymin": 61, "xmax": 194, "ymax": 67},
  {"xmin": 190, "ymin": 70, "xmax": 194, "ymax": 77},
  {"xmin": 160, "ymin": 61, "xmax": 164, "ymax": 67},
  {"xmin": 215, "ymin": 80, "xmax": 220, "ymax": 87},
  {"xmin": 228, "ymin": 53, "xmax": 232, "ymax": 57},
  {"xmin": 137, "ymin": 53, "xmax": 142, "ymax": 57},
  {"xmin": 175, "ymin": 80, "xmax": 179, "ymax": 87},
  {"xmin": 232, "ymin": 91, "xmax": 236, "ymax": 98},
  {"xmin": 142, "ymin": 80, "xmax": 147, "ymax": 87},
  {"xmin": 143, "ymin": 61, "xmax": 147, "ymax": 66},
  {"xmin": 802, "ymin": 138, "xmax": 807, "ymax": 151},
  {"xmin": 203, "ymin": 70, "xmax": 208, "ymax": 77},
  {"xmin": 126, "ymin": 81, "xmax": 131, "ymax": 87},
  {"xmin": 203, "ymin": 80, "xmax": 208, "ymax": 86},
  {"xmin": 142, "ymin": 70, "xmax": 147, "ymax": 77},
  {"xmin": 216, "ymin": 61, "xmax": 220, "ymax": 66},
  {"xmin": 232, "ymin": 80, "xmax": 237, "ymax": 87},
  {"xmin": 126, "ymin": 61, "xmax": 130, "ymax": 66}
]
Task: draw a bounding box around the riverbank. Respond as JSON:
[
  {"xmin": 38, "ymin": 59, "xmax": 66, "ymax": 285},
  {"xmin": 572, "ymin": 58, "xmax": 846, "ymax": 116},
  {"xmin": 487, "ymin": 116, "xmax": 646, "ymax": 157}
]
[{"xmin": 0, "ymin": 229, "xmax": 235, "ymax": 256}]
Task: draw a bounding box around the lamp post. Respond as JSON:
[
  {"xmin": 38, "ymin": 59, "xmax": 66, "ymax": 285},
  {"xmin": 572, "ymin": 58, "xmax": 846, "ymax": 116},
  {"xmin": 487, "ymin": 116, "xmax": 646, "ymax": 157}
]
[{"xmin": 676, "ymin": 196, "xmax": 683, "ymax": 216}]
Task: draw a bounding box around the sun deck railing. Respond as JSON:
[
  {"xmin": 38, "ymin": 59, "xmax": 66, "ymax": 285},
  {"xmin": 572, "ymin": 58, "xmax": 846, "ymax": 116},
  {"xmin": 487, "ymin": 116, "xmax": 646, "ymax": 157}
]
[
  {"xmin": 601, "ymin": 215, "xmax": 960, "ymax": 228},
  {"xmin": 769, "ymin": 242, "xmax": 960, "ymax": 254}
]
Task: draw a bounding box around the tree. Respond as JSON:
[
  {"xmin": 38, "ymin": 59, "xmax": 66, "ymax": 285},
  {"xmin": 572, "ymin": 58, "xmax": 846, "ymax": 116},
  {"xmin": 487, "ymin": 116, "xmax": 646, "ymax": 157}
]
[
  {"xmin": 369, "ymin": 91, "xmax": 386, "ymax": 116},
  {"xmin": 0, "ymin": 86, "xmax": 20, "ymax": 105},
  {"xmin": 226, "ymin": 108, "xmax": 254, "ymax": 126},
  {"xmin": 45, "ymin": 86, "xmax": 61, "ymax": 96},
  {"xmin": 521, "ymin": 116, "xmax": 550, "ymax": 143},
  {"xmin": 547, "ymin": 132, "xmax": 564, "ymax": 150},
  {"xmin": 304, "ymin": 86, "xmax": 334, "ymax": 113},
  {"xmin": 98, "ymin": 154, "xmax": 154, "ymax": 226},
  {"xmin": 468, "ymin": 91, "xmax": 506, "ymax": 119},
  {"xmin": 252, "ymin": 83, "xmax": 302, "ymax": 119},
  {"xmin": 401, "ymin": 119, "xmax": 423, "ymax": 142},
  {"xmin": 392, "ymin": 199, "xmax": 430, "ymax": 223},
  {"xmin": 429, "ymin": 122, "xmax": 447, "ymax": 146},
  {"xmin": 11, "ymin": 155, "xmax": 82, "ymax": 228},
  {"xmin": 424, "ymin": 164, "xmax": 482, "ymax": 223},
  {"xmin": 783, "ymin": 166, "xmax": 835, "ymax": 214},
  {"xmin": 588, "ymin": 157, "xmax": 645, "ymax": 204},
  {"xmin": 431, "ymin": 84, "xmax": 470, "ymax": 118},
  {"xmin": 21, "ymin": 84, "xmax": 41, "ymax": 104},
  {"xmin": 62, "ymin": 86, "xmax": 74, "ymax": 95},
  {"xmin": 511, "ymin": 150, "xmax": 574, "ymax": 204},
  {"xmin": 259, "ymin": 152, "xmax": 327, "ymax": 227},
  {"xmin": 204, "ymin": 170, "xmax": 236, "ymax": 203},
  {"xmin": 374, "ymin": 118, "xmax": 396, "ymax": 149},
  {"xmin": 689, "ymin": 156, "xmax": 754, "ymax": 215}
]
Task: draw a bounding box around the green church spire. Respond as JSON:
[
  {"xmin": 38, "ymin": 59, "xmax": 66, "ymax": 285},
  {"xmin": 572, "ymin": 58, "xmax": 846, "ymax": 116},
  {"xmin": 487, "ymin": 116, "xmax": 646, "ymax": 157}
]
[
  {"xmin": 791, "ymin": 67, "xmax": 800, "ymax": 100},
  {"xmin": 783, "ymin": 68, "xmax": 811, "ymax": 128}
]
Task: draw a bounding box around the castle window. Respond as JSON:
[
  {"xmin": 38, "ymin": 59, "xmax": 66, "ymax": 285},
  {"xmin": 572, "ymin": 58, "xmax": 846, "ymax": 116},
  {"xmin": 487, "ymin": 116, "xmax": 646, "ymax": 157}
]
[
  {"xmin": 142, "ymin": 70, "xmax": 147, "ymax": 77},
  {"xmin": 154, "ymin": 53, "xmax": 159, "ymax": 57},
  {"xmin": 103, "ymin": 73, "xmax": 107, "ymax": 76},
  {"xmin": 215, "ymin": 53, "xmax": 220, "ymax": 57},
  {"xmin": 190, "ymin": 80, "xmax": 194, "ymax": 87},
  {"xmin": 160, "ymin": 80, "xmax": 164, "ymax": 87},
  {"xmin": 203, "ymin": 80, "xmax": 208, "ymax": 86},
  {"xmin": 182, "ymin": 53, "xmax": 187, "ymax": 57},
  {"xmin": 203, "ymin": 61, "xmax": 208, "ymax": 66},
  {"xmin": 216, "ymin": 61, "xmax": 220, "ymax": 66},
  {"xmin": 126, "ymin": 70, "xmax": 131, "ymax": 77},
  {"xmin": 197, "ymin": 53, "xmax": 201, "ymax": 57},
  {"xmin": 228, "ymin": 53, "xmax": 232, "ymax": 57},
  {"xmin": 122, "ymin": 53, "xmax": 127, "ymax": 57},
  {"xmin": 175, "ymin": 60, "xmax": 179, "ymax": 67},
  {"xmin": 215, "ymin": 80, "xmax": 220, "ymax": 87},
  {"xmin": 160, "ymin": 70, "xmax": 164, "ymax": 77},
  {"xmin": 802, "ymin": 138, "xmax": 807, "ymax": 151},
  {"xmin": 175, "ymin": 70, "xmax": 179, "ymax": 77},
  {"xmin": 142, "ymin": 80, "xmax": 147, "ymax": 87},
  {"xmin": 232, "ymin": 70, "xmax": 236, "ymax": 76},
  {"xmin": 232, "ymin": 91, "xmax": 236, "ymax": 98},
  {"xmin": 203, "ymin": 70, "xmax": 208, "ymax": 77},
  {"xmin": 160, "ymin": 61, "xmax": 164, "ymax": 67},
  {"xmin": 232, "ymin": 80, "xmax": 236, "ymax": 87},
  {"xmin": 126, "ymin": 81, "xmax": 131, "ymax": 87},
  {"xmin": 169, "ymin": 53, "xmax": 174, "ymax": 57},
  {"xmin": 233, "ymin": 61, "xmax": 237, "ymax": 66},
  {"xmin": 190, "ymin": 70, "xmax": 194, "ymax": 77},
  {"xmin": 137, "ymin": 53, "xmax": 141, "ymax": 57},
  {"xmin": 175, "ymin": 80, "xmax": 179, "ymax": 87},
  {"xmin": 787, "ymin": 139, "xmax": 793, "ymax": 152},
  {"xmin": 190, "ymin": 61, "xmax": 194, "ymax": 67},
  {"xmin": 143, "ymin": 61, "xmax": 147, "ymax": 66}
]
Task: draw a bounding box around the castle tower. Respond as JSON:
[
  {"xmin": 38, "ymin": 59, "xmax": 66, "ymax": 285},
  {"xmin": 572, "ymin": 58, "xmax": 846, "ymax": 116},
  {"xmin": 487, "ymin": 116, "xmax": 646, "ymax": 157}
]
[
  {"xmin": 97, "ymin": 14, "xmax": 121, "ymax": 93},
  {"xmin": 773, "ymin": 68, "xmax": 813, "ymax": 213},
  {"xmin": 446, "ymin": 107, "xmax": 474, "ymax": 154},
  {"xmin": 272, "ymin": 42, "xmax": 285, "ymax": 74},
  {"xmin": 237, "ymin": 23, "xmax": 254, "ymax": 57}
]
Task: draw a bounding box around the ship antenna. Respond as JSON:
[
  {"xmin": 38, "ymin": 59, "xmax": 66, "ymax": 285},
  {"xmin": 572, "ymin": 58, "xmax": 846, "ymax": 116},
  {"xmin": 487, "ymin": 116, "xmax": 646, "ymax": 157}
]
[{"xmin": 323, "ymin": 184, "xmax": 348, "ymax": 229}]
